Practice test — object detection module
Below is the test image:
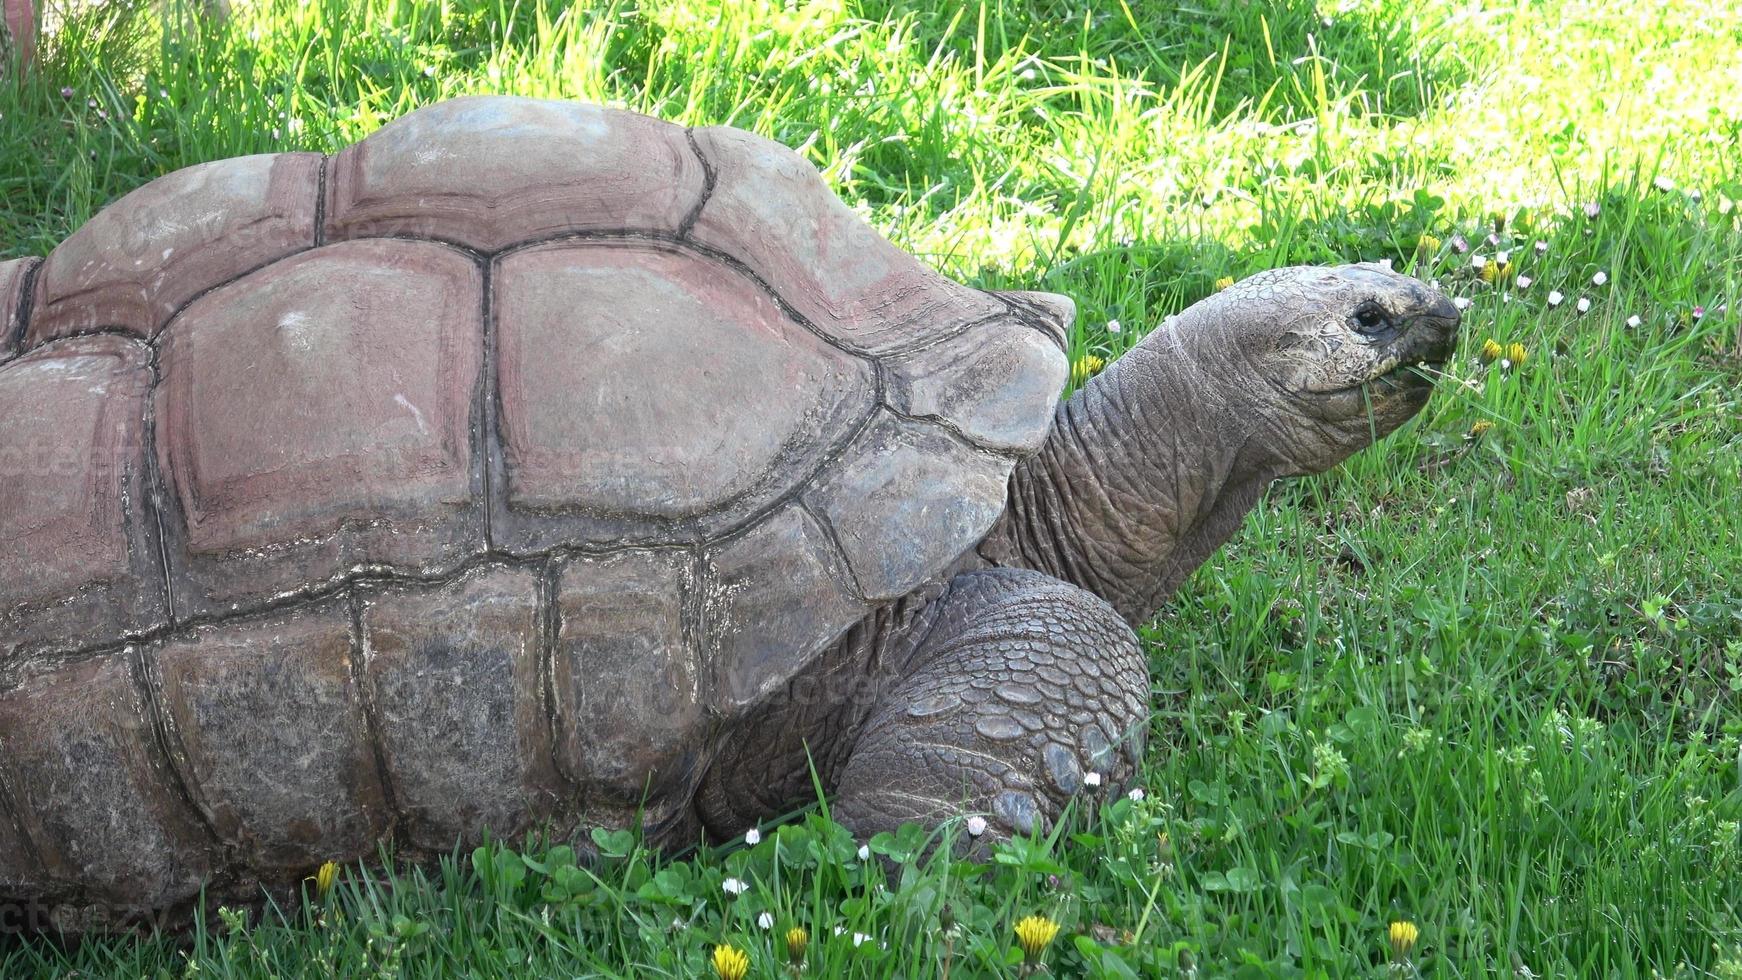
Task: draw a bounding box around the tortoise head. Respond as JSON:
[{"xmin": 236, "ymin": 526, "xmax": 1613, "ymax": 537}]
[{"xmin": 1168, "ymin": 262, "xmax": 1461, "ymax": 475}]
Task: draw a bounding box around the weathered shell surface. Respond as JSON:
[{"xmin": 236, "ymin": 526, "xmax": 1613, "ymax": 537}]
[{"xmin": 0, "ymin": 96, "xmax": 1068, "ymax": 913}]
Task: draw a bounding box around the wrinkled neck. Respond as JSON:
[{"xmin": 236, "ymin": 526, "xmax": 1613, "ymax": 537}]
[{"xmin": 980, "ymin": 326, "xmax": 1285, "ymax": 625}]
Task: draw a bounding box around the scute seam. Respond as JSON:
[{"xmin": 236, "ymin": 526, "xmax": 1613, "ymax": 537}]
[
  {"xmin": 684, "ymin": 352, "xmax": 886, "ymax": 558},
  {"xmin": 795, "ymin": 496, "xmax": 869, "ymax": 603},
  {"xmin": 129, "ymin": 645, "xmax": 225, "ymax": 852},
  {"xmin": 19, "ymin": 245, "xmax": 317, "ymax": 358},
  {"xmin": 16, "ymin": 225, "xmax": 991, "ymax": 363},
  {"xmin": 141, "ymin": 346, "xmax": 179, "ymax": 628},
  {"xmin": 478, "ymin": 257, "xmax": 497, "ymax": 552},
  {"xmin": 495, "ymin": 229, "xmax": 884, "ymax": 360},
  {"xmin": 677, "ymin": 128, "xmax": 718, "ymax": 240},
  {"xmin": 313, "ymin": 155, "xmax": 329, "ymax": 248},
  {"xmin": 865, "ymin": 308, "xmax": 1007, "ymax": 361},
  {"xmin": 877, "ymin": 402, "xmax": 1032, "ymax": 462},
  {"xmin": 991, "ymin": 292, "xmax": 1071, "ymax": 353},
  {"xmin": 346, "ymin": 591, "xmax": 404, "ymax": 851},
  {"xmin": 536, "ymin": 557, "xmax": 576, "ymax": 789},
  {"xmin": 4, "ymin": 257, "xmax": 41, "ymax": 361},
  {"xmin": 676, "ymin": 546, "xmax": 711, "ymax": 705},
  {"xmin": 0, "ymin": 549, "xmax": 634, "ymax": 681}
]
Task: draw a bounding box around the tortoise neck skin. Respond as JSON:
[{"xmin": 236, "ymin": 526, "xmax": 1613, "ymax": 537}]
[
  {"xmin": 979, "ymin": 264, "xmax": 1460, "ymax": 625},
  {"xmin": 978, "ymin": 330, "xmax": 1287, "ymax": 626}
]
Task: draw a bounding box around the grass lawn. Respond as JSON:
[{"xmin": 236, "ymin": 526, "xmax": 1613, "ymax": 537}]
[{"xmin": 2, "ymin": 0, "xmax": 1740, "ymax": 976}]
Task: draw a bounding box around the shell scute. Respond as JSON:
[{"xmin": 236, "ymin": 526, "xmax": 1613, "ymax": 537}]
[
  {"xmin": 28, "ymin": 153, "xmax": 321, "ymax": 345},
  {"xmin": 705, "ymin": 503, "xmax": 870, "ymax": 710},
  {"xmin": 552, "ymin": 550, "xmax": 706, "ymax": 834},
  {"xmin": 357, "ymin": 564, "xmax": 562, "ymax": 852},
  {"xmin": 491, "ymin": 240, "xmax": 875, "ymax": 553},
  {"xmin": 326, "ymin": 96, "xmax": 706, "ymax": 251},
  {"xmin": 0, "ymin": 655, "xmax": 213, "ymax": 909},
  {"xmin": 804, "ymin": 414, "xmax": 1013, "ymax": 601},
  {"xmin": 0, "ymin": 335, "xmax": 166, "ymax": 657},
  {"xmin": 155, "ymin": 239, "xmax": 484, "ymax": 619},
  {"xmin": 688, "ymin": 125, "xmax": 1005, "ymax": 354},
  {"xmin": 151, "ymin": 600, "xmax": 389, "ymax": 872},
  {"xmin": 884, "ymin": 317, "xmax": 1070, "ymax": 453}
]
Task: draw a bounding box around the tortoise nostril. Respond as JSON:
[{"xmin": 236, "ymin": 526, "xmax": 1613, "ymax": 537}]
[{"xmin": 1425, "ymin": 294, "xmax": 1461, "ymax": 324}]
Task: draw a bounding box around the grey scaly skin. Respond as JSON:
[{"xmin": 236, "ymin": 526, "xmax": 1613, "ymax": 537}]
[{"xmin": 698, "ymin": 263, "xmax": 1460, "ymax": 843}]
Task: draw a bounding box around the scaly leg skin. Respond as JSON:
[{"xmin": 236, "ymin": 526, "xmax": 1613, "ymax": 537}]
[{"xmin": 828, "ymin": 568, "xmax": 1149, "ymax": 846}]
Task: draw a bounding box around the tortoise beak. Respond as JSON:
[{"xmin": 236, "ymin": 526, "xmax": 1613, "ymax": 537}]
[
  {"xmin": 1411, "ymin": 291, "xmax": 1462, "ymax": 364},
  {"xmin": 1392, "ymin": 283, "xmax": 1462, "ymax": 372}
]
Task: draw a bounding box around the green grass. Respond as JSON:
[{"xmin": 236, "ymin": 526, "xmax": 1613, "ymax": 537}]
[{"xmin": 3, "ymin": 0, "xmax": 1741, "ymax": 976}]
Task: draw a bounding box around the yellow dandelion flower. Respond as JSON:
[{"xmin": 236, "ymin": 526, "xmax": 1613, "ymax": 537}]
[
  {"xmin": 1415, "ymin": 234, "xmax": 1442, "ymax": 256},
  {"xmin": 1389, "ymin": 919, "xmax": 1420, "ymax": 959},
  {"xmin": 712, "ymin": 943, "xmax": 750, "ymax": 980},
  {"xmin": 1469, "ymin": 419, "xmax": 1495, "ymax": 438},
  {"xmin": 1479, "ymin": 260, "xmax": 1512, "ymax": 284},
  {"xmin": 1013, "ymin": 915, "xmax": 1060, "ymax": 962},
  {"xmin": 1478, "ymin": 338, "xmax": 1503, "ymax": 364},
  {"xmin": 1505, "ymin": 342, "xmax": 1528, "ymax": 365},
  {"xmin": 314, "ymin": 861, "xmax": 339, "ymax": 898},
  {"xmin": 1071, "ymin": 354, "xmax": 1105, "ymax": 387},
  {"xmin": 1215, "ymin": 275, "xmax": 1235, "ymax": 291},
  {"xmin": 785, "ymin": 926, "xmax": 809, "ymax": 966}
]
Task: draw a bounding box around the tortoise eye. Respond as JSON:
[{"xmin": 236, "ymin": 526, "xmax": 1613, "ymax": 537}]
[{"xmin": 1352, "ymin": 304, "xmax": 1389, "ymax": 334}]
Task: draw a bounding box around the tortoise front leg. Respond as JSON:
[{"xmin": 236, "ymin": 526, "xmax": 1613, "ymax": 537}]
[{"xmin": 829, "ymin": 569, "xmax": 1149, "ymax": 843}]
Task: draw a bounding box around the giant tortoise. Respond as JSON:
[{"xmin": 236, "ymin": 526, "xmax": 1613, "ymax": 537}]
[{"xmin": 0, "ymin": 96, "xmax": 1459, "ymax": 930}]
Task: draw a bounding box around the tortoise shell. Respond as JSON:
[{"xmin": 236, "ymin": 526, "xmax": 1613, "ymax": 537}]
[{"xmin": 0, "ymin": 96, "xmax": 1066, "ymax": 906}]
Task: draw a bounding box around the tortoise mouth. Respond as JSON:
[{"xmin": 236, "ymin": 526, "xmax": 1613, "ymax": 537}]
[
  {"xmin": 1351, "ymin": 314, "xmax": 1459, "ymax": 395},
  {"xmin": 1367, "ymin": 358, "xmax": 1444, "ymax": 392}
]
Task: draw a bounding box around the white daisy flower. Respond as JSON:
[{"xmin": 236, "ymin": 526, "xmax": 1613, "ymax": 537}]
[
  {"xmin": 1106, "ymin": 318, "xmax": 1122, "ymax": 334},
  {"xmin": 1471, "ymin": 253, "xmax": 1488, "ymax": 269},
  {"xmin": 1547, "ymin": 290, "xmax": 1564, "ymax": 306},
  {"xmin": 744, "ymin": 828, "xmax": 761, "ymax": 846},
  {"xmin": 1083, "ymin": 772, "xmax": 1103, "ymax": 788},
  {"xmin": 1592, "ymin": 271, "xmax": 1608, "ymax": 286},
  {"xmin": 1516, "ymin": 274, "xmax": 1533, "ymax": 288},
  {"xmin": 1576, "ymin": 297, "xmax": 1591, "ymax": 314},
  {"xmin": 1534, "ymin": 240, "xmax": 1549, "ymax": 254},
  {"xmin": 1452, "ymin": 296, "xmax": 1472, "ymax": 310},
  {"xmin": 857, "ymin": 844, "xmax": 871, "ymax": 861},
  {"xmin": 758, "ymin": 911, "xmax": 776, "ymax": 930},
  {"xmin": 966, "ymin": 816, "xmax": 988, "ymax": 837},
  {"xmin": 1127, "ymin": 788, "xmax": 1146, "ymax": 802},
  {"xmin": 722, "ymin": 878, "xmax": 749, "ymax": 896},
  {"xmin": 1496, "ymin": 250, "xmax": 1510, "ymax": 265},
  {"xmin": 1626, "ymin": 314, "xmax": 1643, "ymax": 328}
]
